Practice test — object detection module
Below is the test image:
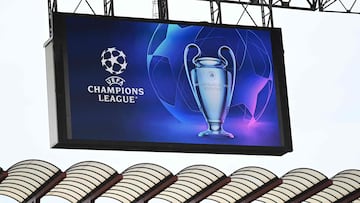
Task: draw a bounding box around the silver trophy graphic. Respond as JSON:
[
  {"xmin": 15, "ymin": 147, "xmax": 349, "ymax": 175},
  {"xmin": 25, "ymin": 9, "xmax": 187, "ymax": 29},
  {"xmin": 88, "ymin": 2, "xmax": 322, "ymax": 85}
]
[{"xmin": 184, "ymin": 43, "xmax": 236, "ymax": 138}]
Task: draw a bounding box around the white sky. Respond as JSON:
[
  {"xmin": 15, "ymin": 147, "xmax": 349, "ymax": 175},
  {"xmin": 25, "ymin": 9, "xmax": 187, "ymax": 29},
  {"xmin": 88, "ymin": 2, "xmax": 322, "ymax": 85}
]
[{"xmin": 0, "ymin": 0, "xmax": 359, "ymax": 202}]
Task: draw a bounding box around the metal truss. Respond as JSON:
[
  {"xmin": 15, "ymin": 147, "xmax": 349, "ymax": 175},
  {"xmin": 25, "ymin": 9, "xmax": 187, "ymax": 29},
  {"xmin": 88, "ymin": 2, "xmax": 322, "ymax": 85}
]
[
  {"xmin": 47, "ymin": 0, "xmax": 115, "ymax": 37},
  {"xmin": 204, "ymin": 0, "xmax": 359, "ymax": 27},
  {"xmin": 319, "ymin": 0, "xmax": 360, "ymax": 13},
  {"xmin": 47, "ymin": 0, "xmax": 359, "ymax": 36},
  {"xmin": 207, "ymin": 0, "xmax": 275, "ymax": 27}
]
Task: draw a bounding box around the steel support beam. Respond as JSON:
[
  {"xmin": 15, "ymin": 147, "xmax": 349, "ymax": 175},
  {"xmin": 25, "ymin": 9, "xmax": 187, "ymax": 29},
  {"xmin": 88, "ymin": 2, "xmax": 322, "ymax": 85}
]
[
  {"xmin": 201, "ymin": 0, "xmax": 359, "ymax": 26},
  {"xmin": 260, "ymin": 0, "xmax": 274, "ymax": 27},
  {"xmin": 319, "ymin": 0, "xmax": 360, "ymax": 14},
  {"xmin": 157, "ymin": 0, "xmax": 169, "ymax": 20},
  {"xmin": 210, "ymin": 0, "xmax": 223, "ymax": 24},
  {"xmin": 47, "ymin": 0, "xmax": 359, "ymax": 31},
  {"xmin": 104, "ymin": 0, "xmax": 114, "ymax": 16},
  {"xmin": 47, "ymin": 0, "xmax": 57, "ymax": 37},
  {"xmin": 210, "ymin": 0, "xmax": 274, "ymax": 27}
]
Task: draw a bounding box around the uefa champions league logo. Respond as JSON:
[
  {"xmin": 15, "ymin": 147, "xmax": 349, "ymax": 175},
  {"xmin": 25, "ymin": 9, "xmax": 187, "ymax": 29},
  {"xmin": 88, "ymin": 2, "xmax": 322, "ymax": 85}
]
[
  {"xmin": 86, "ymin": 47, "xmax": 145, "ymax": 104},
  {"xmin": 101, "ymin": 47, "xmax": 127, "ymax": 86}
]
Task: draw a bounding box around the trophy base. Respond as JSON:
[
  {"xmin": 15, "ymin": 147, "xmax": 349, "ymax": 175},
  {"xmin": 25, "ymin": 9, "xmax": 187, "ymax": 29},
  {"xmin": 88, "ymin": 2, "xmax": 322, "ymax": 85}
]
[{"xmin": 198, "ymin": 130, "xmax": 234, "ymax": 139}]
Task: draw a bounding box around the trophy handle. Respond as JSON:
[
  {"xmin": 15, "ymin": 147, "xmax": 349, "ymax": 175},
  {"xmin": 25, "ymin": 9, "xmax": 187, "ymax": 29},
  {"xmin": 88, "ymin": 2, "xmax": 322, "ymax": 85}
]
[
  {"xmin": 184, "ymin": 43, "xmax": 202, "ymax": 65},
  {"xmin": 218, "ymin": 46, "xmax": 236, "ymax": 100},
  {"xmin": 184, "ymin": 43, "xmax": 202, "ymax": 102}
]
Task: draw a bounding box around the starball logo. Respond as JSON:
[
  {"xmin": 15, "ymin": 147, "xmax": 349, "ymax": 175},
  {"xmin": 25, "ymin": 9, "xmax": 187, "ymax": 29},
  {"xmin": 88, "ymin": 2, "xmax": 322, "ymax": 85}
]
[{"xmin": 87, "ymin": 47, "xmax": 145, "ymax": 103}]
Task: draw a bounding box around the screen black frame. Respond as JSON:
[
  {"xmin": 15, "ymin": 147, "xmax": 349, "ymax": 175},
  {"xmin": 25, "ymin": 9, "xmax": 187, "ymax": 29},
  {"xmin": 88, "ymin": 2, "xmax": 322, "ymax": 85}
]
[{"xmin": 47, "ymin": 12, "xmax": 292, "ymax": 155}]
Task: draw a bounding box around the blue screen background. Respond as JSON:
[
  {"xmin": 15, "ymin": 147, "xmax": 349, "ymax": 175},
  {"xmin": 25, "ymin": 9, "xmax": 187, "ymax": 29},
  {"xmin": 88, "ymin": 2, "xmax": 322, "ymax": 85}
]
[{"xmin": 65, "ymin": 15, "xmax": 282, "ymax": 147}]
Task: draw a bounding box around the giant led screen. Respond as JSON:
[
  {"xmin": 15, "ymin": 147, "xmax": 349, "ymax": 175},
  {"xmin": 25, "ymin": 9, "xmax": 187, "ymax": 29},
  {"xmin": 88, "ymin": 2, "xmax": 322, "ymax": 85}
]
[{"xmin": 46, "ymin": 12, "xmax": 292, "ymax": 155}]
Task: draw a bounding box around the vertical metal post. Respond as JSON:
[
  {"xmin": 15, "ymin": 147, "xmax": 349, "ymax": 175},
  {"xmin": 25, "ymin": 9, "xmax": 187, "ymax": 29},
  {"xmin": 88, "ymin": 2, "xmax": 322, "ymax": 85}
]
[
  {"xmin": 216, "ymin": 0, "xmax": 222, "ymax": 24},
  {"xmin": 312, "ymin": 0, "xmax": 318, "ymax": 10},
  {"xmin": 48, "ymin": 0, "xmax": 57, "ymax": 37},
  {"xmin": 210, "ymin": 0, "xmax": 214, "ymax": 23},
  {"xmin": 158, "ymin": 0, "xmax": 169, "ymax": 20},
  {"xmin": 209, "ymin": 0, "xmax": 222, "ymax": 24},
  {"xmin": 261, "ymin": 0, "xmax": 266, "ymax": 26},
  {"xmin": 269, "ymin": 0, "xmax": 274, "ymax": 27},
  {"xmin": 104, "ymin": 0, "xmax": 114, "ymax": 16},
  {"xmin": 260, "ymin": 0, "xmax": 274, "ymax": 27}
]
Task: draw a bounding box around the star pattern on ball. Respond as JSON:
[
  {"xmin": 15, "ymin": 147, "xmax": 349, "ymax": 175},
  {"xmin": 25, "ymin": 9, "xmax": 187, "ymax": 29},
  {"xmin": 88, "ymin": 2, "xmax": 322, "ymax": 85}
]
[{"xmin": 101, "ymin": 47, "xmax": 127, "ymax": 75}]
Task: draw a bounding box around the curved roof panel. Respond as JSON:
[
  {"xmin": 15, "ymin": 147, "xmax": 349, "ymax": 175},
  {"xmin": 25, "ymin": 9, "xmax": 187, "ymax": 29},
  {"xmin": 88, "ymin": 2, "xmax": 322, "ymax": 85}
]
[
  {"xmin": 255, "ymin": 168, "xmax": 331, "ymax": 203},
  {"xmin": 46, "ymin": 161, "xmax": 117, "ymax": 203},
  {"xmin": 0, "ymin": 159, "xmax": 62, "ymax": 202},
  {"xmin": 206, "ymin": 166, "xmax": 281, "ymax": 202},
  {"xmin": 154, "ymin": 165, "xmax": 228, "ymax": 203},
  {"xmin": 101, "ymin": 163, "xmax": 175, "ymax": 203},
  {"xmin": 305, "ymin": 169, "xmax": 360, "ymax": 203},
  {"xmin": 0, "ymin": 160, "xmax": 359, "ymax": 203}
]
